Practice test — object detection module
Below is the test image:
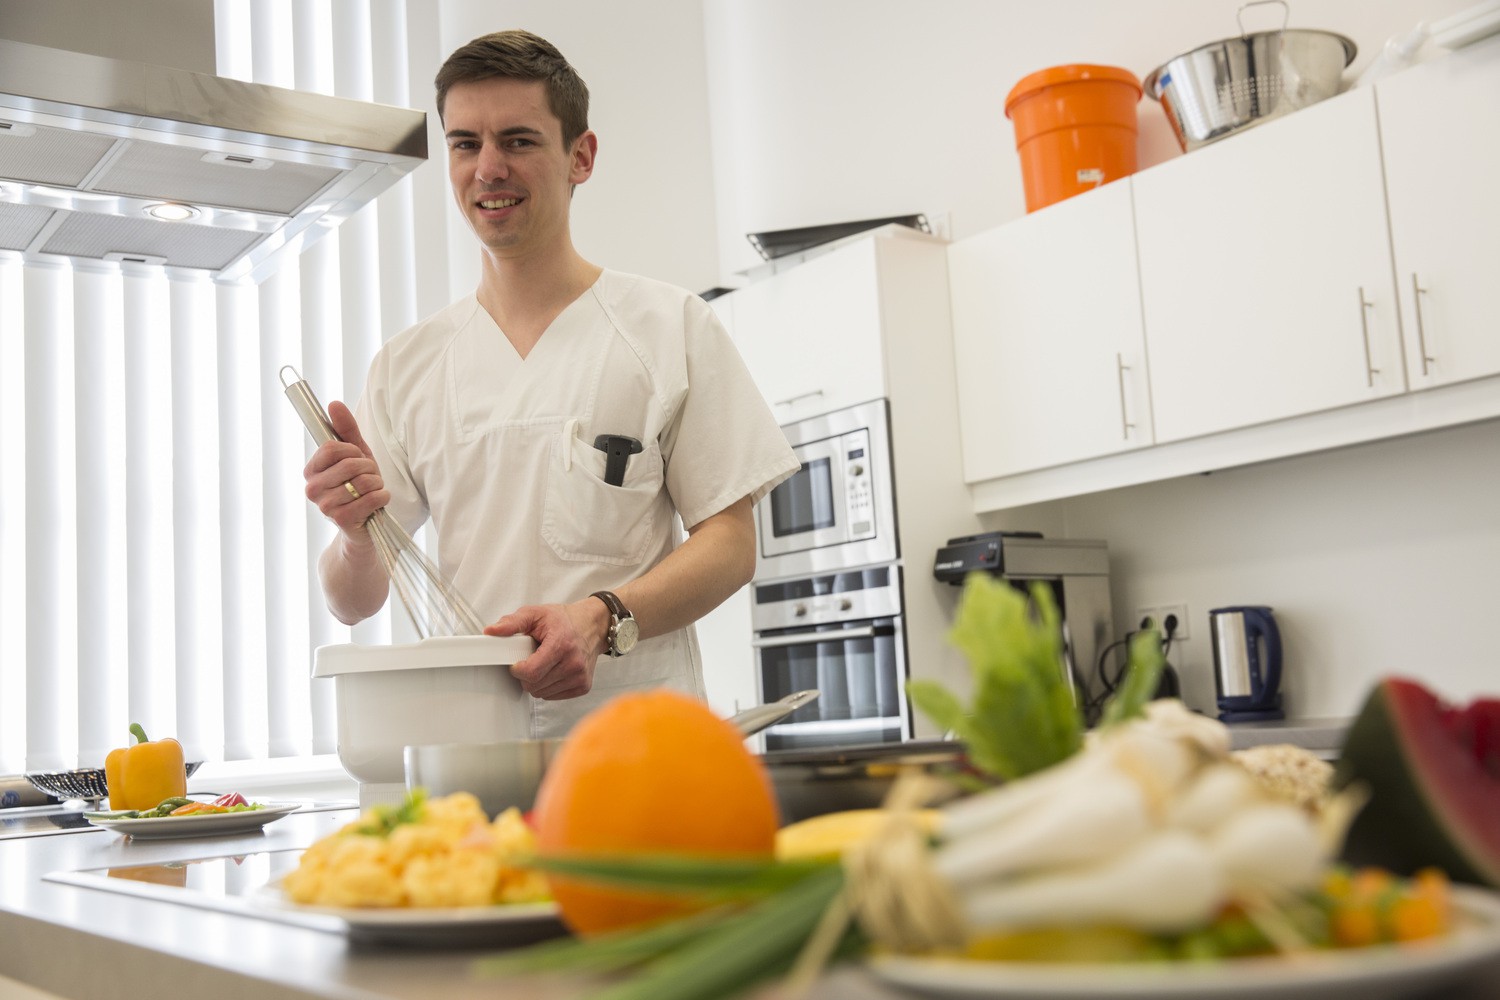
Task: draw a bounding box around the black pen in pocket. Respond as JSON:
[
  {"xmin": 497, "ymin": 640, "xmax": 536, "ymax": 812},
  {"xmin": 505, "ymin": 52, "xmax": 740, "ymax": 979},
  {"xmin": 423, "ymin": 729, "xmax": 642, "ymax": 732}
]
[{"xmin": 593, "ymin": 434, "xmax": 643, "ymax": 486}]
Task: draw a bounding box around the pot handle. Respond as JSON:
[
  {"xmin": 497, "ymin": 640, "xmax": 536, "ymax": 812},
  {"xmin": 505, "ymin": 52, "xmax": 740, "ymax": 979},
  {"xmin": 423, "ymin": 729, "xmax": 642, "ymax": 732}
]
[
  {"xmin": 1238, "ymin": 0, "xmax": 1290, "ymax": 36},
  {"xmin": 728, "ymin": 690, "xmax": 820, "ymax": 738}
]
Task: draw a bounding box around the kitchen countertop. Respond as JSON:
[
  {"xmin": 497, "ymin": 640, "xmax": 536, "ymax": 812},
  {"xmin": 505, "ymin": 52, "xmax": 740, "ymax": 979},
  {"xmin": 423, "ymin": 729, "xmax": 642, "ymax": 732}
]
[
  {"xmin": 1225, "ymin": 716, "xmax": 1352, "ymax": 758},
  {"xmin": 3, "ymin": 799, "xmax": 1497, "ymax": 999},
  {"xmin": 0, "ymin": 805, "xmax": 911, "ymax": 1000}
]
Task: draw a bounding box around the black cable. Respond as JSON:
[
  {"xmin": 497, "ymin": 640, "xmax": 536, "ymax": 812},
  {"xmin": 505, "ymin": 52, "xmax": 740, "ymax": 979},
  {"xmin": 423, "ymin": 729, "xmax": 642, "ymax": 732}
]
[
  {"xmin": 1087, "ymin": 635, "xmax": 1133, "ymax": 725},
  {"xmin": 1087, "ymin": 619, "xmax": 1179, "ymax": 726}
]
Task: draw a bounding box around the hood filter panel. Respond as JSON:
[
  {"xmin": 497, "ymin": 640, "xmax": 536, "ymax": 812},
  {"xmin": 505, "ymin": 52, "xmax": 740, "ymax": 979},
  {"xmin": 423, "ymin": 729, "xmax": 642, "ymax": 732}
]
[
  {"xmin": 0, "ymin": 202, "xmax": 55, "ymax": 252},
  {"xmin": 41, "ymin": 212, "xmax": 262, "ymax": 271},
  {"xmin": 94, "ymin": 141, "xmax": 343, "ymax": 216},
  {"xmin": 0, "ymin": 121, "xmax": 117, "ymax": 188}
]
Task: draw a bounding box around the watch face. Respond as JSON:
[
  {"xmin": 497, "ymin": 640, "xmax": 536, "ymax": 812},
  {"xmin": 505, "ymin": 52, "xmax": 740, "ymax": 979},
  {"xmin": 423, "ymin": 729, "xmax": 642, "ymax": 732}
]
[{"xmin": 613, "ymin": 616, "xmax": 640, "ymax": 655}]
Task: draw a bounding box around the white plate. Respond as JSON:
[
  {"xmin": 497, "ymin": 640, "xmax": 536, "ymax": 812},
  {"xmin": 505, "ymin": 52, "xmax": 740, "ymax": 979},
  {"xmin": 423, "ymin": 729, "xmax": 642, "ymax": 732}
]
[
  {"xmin": 247, "ymin": 883, "xmax": 565, "ymax": 946},
  {"xmin": 84, "ymin": 803, "xmax": 301, "ymax": 839},
  {"xmin": 868, "ymin": 886, "xmax": 1500, "ymax": 1000}
]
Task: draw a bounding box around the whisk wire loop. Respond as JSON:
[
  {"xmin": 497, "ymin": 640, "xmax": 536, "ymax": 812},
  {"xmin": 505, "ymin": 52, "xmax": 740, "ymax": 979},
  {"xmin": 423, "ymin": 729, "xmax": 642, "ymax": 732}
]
[{"xmin": 281, "ymin": 366, "xmax": 486, "ymax": 640}]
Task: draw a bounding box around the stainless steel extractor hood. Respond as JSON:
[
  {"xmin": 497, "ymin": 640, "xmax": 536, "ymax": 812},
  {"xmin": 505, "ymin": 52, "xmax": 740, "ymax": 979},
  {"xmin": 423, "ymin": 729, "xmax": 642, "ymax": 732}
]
[{"xmin": 0, "ymin": 38, "xmax": 427, "ymax": 283}]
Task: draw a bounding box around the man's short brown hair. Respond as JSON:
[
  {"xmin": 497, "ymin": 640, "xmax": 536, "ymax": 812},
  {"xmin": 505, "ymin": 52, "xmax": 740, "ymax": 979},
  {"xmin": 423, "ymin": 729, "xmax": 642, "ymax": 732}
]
[{"xmin": 434, "ymin": 30, "xmax": 590, "ymax": 146}]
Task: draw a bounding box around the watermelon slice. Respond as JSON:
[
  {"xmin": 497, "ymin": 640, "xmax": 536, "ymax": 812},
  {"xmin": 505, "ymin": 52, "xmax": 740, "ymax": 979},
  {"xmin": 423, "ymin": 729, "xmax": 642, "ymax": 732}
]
[{"xmin": 1332, "ymin": 677, "xmax": 1500, "ymax": 888}]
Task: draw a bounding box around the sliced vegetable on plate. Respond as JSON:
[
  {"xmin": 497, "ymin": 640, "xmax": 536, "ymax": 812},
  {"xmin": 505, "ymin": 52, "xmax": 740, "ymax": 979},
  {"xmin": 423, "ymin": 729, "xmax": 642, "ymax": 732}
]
[{"xmin": 83, "ymin": 801, "xmax": 301, "ymax": 839}]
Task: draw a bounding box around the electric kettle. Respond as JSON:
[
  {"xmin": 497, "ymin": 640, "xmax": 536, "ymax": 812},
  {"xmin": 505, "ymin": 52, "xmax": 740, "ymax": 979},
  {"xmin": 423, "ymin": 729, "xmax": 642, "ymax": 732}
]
[{"xmin": 1209, "ymin": 605, "xmax": 1284, "ymax": 722}]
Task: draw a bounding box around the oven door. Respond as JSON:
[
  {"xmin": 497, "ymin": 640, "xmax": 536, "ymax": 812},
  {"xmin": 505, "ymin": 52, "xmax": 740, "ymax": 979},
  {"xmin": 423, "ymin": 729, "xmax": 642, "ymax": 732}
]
[{"xmin": 753, "ymin": 616, "xmax": 909, "ymax": 751}]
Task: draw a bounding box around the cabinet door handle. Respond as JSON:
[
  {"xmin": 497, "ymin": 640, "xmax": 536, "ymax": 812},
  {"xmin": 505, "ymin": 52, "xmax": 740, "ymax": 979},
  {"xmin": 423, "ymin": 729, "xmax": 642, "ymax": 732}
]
[
  {"xmin": 1115, "ymin": 353, "xmax": 1134, "ymax": 440},
  {"xmin": 1357, "ymin": 287, "xmax": 1379, "ymax": 388},
  {"xmin": 1411, "ymin": 273, "xmax": 1435, "ymax": 376},
  {"xmin": 774, "ymin": 388, "xmax": 825, "ymax": 408}
]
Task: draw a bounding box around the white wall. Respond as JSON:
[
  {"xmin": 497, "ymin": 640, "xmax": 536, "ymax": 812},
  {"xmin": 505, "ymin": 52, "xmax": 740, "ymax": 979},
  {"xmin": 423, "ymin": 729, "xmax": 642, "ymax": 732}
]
[
  {"xmin": 702, "ymin": 0, "xmax": 1478, "ymax": 278},
  {"xmin": 429, "ymin": 0, "xmax": 723, "ymax": 298},
  {"xmin": 983, "ymin": 419, "xmax": 1500, "ymax": 719}
]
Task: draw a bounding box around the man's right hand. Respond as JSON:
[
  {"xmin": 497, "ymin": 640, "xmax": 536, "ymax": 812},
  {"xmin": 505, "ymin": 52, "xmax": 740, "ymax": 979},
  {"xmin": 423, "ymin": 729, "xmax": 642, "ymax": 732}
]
[{"xmin": 303, "ymin": 401, "xmax": 390, "ymax": 540}]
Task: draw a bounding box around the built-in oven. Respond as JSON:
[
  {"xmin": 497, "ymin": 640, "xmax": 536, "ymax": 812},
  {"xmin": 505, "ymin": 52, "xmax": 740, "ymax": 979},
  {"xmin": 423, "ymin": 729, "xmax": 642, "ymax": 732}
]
[
  {"xmin": 755, "ymin": 398, "xmax": 897, "ymax": 581},
  {"xmin": 751, "ymin": 399, "xmax": 909, "ymax": 750},
  {"xmin": 752, "ymin": 564, "xmax": 909, "ymax": 750}
]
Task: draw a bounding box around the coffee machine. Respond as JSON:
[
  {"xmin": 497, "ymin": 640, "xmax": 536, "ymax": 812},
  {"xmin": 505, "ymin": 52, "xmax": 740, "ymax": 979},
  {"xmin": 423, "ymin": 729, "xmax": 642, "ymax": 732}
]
[{"xmin": 933, "ymin": 532, "xmax": 1113, "ymax": 705}]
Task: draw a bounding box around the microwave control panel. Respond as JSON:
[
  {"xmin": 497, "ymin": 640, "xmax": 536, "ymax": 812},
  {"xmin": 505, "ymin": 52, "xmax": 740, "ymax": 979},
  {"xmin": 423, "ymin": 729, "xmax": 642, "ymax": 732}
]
[{"xmin": 842, "ymin": 428, "xmax": 875, "ymax": 540}]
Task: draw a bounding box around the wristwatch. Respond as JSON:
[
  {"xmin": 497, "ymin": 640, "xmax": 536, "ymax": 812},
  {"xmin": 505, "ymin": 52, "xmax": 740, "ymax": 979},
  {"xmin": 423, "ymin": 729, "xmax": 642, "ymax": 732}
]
[{"xmin": 591, "ymin": 590, "xmax": 639, "ymax": 657}]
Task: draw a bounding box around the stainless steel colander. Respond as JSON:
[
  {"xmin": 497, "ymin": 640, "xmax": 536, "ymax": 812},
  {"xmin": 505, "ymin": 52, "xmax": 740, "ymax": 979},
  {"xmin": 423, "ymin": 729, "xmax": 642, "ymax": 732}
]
[
  {"xmin": 25, "ymin": 762, "xmax": 203, "ymax": 803},
  {"xmin": 1145, "ymin": 1, "xmax": 1356, "ymax": 152}
]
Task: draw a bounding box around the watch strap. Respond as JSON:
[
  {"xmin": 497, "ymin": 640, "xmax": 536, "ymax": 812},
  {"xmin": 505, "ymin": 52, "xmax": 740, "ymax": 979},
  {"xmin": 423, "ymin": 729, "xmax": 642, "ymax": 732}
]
[{"xmin": 591, "ymin": 590, "xmax": 630, "ymax": 621}]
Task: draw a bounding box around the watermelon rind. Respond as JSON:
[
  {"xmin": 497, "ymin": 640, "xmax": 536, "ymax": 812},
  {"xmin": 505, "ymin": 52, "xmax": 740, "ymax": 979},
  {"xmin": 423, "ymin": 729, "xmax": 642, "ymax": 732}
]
[{"xmin": 1332, "ymin": 677, "xmax": 1500, "ymax": 888}]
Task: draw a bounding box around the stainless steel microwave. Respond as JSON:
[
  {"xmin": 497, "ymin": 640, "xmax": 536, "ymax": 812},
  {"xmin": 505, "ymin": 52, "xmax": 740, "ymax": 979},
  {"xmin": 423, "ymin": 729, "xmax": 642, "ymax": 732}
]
[{"xmin": 755, "ymin": 398, "xmax": 898, "ymax": 581}]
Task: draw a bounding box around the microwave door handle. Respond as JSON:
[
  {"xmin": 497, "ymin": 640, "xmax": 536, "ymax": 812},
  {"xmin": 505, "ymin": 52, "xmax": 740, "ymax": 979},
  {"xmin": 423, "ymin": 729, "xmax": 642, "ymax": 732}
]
[{"xmin": 751, "ymin": 624, "xmax": 893, "ymax": 649}]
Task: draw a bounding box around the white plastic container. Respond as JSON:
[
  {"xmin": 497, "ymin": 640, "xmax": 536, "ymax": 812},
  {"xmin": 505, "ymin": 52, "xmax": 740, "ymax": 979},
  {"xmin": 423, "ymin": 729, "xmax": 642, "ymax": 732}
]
[{"xmin": 313, "ymin": 635, "xmax": 535, "ymax": 806}]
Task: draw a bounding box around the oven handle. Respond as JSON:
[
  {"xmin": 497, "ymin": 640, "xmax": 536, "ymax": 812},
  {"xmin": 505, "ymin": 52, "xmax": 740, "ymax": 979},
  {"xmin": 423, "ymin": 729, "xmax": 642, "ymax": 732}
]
[{"xmin": 751, "ymin": 624, "xmax": 895, "ymax": 649}]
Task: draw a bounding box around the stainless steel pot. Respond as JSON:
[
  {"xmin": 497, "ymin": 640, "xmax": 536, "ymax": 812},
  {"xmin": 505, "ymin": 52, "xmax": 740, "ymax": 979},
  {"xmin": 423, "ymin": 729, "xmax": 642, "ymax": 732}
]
[
  {"xmin": 759, "ymin": 739, "xmax": 974, "ymax": 823},
  {"xmin": 1145, "ymin": 1, "xmax": 1356, "ymax": 151},
  {"xmin": 404, "ymin": 691, "xmax": 821, "ymax": 817}
]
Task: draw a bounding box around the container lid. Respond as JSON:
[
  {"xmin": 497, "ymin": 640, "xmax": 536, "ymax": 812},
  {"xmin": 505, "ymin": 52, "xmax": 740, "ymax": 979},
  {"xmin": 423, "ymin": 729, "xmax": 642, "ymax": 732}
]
[
  {"xmin": 312, "ymin": 635, "xmax": 536, "ymax": 677},
  {"xmin": 1005, "ymin": 64, "xmax": 1143, "ymax": 118}
]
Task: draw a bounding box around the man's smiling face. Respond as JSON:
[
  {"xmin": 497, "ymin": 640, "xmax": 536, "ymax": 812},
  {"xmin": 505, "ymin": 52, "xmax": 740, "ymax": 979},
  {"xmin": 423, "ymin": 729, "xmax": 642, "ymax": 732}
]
[{"xmin": 443, "ymin": 76, "xmax": 596, "ymax": 260}]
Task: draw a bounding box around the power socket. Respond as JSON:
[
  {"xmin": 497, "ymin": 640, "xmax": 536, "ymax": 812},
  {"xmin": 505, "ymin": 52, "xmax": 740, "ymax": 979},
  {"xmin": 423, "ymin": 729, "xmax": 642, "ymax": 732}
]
[{"xmin": 1134, "ymin": 603, "xmax": 1190, "ymax": 641}]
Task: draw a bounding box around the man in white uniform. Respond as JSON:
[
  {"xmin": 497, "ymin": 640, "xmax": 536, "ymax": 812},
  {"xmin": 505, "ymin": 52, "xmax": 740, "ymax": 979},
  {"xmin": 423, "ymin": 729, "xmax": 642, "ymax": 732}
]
[{"xmin": 302, "ymin": 30, "xmax": 798, "ymax": 737}]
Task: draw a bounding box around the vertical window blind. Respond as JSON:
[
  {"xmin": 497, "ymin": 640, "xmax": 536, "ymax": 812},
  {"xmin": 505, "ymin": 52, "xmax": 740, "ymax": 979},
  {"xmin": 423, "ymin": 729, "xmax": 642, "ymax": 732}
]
[{"xmin": 0, "ymin": 0, "xmax": 429, "ymax": 775}]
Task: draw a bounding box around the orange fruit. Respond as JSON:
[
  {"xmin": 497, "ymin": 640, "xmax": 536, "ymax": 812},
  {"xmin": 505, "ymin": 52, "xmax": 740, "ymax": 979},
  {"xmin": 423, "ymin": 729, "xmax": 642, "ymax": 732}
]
[{"xmin": 532, "ymin": 689, "xmax": 780, "ymax": 935}]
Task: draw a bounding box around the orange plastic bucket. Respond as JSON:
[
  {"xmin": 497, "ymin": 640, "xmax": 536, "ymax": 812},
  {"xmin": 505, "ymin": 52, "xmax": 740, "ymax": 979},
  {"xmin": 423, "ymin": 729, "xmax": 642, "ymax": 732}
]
[{"xmin": 1004, "ymin": 64, "xmax": 1142, "ymax": 213}]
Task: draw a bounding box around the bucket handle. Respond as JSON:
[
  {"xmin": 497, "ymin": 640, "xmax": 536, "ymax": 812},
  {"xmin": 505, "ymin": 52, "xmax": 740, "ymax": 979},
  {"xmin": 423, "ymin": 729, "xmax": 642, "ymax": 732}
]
[{"xmin": 1237, "ymin": 0, "xmax": 1290, "ymax": 37}]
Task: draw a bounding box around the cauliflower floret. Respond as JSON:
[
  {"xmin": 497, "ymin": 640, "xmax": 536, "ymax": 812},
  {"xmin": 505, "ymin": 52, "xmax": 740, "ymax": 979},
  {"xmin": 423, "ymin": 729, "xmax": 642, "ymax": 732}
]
[
  {"xmin": 423, "ymin": 792, "xmax": 490, "ymax": 836},
  {"xmin": 488, "ymin": 807, "xmax": 551, "ymax": 903},
  {"xmin": 403, "ymin": 849, "xmax": 503, "ymax": 907},
  {"xmin": 313, "ymin": 836, "xmax": 405, "ymax": 907},
  {"xmin": 281, "ymin": 794, "xmax": 551, "ymax": 909},
  {"xmin": 386, "ymin": 821, "xmax": 456, "ymax": 867}
]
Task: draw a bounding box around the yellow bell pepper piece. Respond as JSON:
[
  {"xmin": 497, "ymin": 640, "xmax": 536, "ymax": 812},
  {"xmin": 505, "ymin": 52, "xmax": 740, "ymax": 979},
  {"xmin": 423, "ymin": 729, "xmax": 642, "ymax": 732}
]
[
  {"xmin": 104, "ymin": 723, "xmax": 187, "ymax": 810},
  {"xmin": 775, "ymin": 808, "xmax": 943, "ymax": 862}
]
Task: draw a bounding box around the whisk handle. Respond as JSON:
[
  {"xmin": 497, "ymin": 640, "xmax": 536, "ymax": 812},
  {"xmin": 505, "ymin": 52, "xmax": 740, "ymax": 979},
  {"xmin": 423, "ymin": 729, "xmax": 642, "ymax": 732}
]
[{"xmin": 280, "ymin": 365, "xmax": 342, "ymax": 446}]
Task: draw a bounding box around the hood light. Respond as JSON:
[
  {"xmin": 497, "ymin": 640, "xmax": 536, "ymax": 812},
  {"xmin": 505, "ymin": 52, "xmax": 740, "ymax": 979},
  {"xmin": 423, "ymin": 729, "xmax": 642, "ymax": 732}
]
[{"xmin": 146, "ymin": 203, "xmax": 201, "ymax": 222}]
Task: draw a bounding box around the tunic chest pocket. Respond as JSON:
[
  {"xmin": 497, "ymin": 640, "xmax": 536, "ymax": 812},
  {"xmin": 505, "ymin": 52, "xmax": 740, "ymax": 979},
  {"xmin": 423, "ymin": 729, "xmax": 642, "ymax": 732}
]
[{"xmin": 542, "ymin": 421, "xmax": 666, "ymax": 565}]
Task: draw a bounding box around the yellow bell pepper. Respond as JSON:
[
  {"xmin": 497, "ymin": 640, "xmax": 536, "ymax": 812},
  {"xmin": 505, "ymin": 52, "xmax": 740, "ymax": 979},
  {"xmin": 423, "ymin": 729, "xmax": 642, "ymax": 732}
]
[{"xmin": 104, "ymin": 723, "xmax": 187, "ymax": 810}]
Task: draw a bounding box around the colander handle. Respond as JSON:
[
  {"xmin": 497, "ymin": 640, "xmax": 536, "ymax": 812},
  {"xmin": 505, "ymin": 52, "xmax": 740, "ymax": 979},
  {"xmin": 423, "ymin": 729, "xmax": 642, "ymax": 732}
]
[{"xmin": 1237, "ymin": 0, "xmax": 1290, "ymax": 37}]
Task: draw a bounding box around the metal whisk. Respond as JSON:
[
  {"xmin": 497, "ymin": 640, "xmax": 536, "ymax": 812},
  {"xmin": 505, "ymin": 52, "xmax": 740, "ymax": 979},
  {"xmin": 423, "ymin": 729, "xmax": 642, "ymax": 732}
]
[{"xmin": 280, "ymin": 366, "xmax": 486, "ymax": 639}]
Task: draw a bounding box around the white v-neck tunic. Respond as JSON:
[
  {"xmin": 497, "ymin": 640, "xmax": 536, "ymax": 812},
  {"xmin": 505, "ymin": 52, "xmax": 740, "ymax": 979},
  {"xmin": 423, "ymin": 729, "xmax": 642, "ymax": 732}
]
[{"xmin": 354, "ymin": 270, "xmax": 798, "ymax": 737}]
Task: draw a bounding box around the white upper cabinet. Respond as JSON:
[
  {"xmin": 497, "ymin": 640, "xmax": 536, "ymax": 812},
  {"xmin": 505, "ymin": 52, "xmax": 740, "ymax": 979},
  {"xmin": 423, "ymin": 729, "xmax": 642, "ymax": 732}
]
[
  {"xmin": 1378, "ymin": 37, "xmax": 1500, "ymax": 389},
  {"xmin": 1133, "ymin": 87, "xmax": 1405, "ymax": 444},
  {"xmin": 728, "ymin": 238, "xmax": 886, "ymax": 423},
  {"xmin": 949, "ymin": 181, "xmax": 1152, "ymax": 480}
]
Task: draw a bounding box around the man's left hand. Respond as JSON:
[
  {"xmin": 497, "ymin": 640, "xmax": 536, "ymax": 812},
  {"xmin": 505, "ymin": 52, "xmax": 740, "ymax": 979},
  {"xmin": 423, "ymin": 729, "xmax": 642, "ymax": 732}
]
[{"xmin": 485, "ymin": 599, "xmax": 607, "ymax": 700}]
